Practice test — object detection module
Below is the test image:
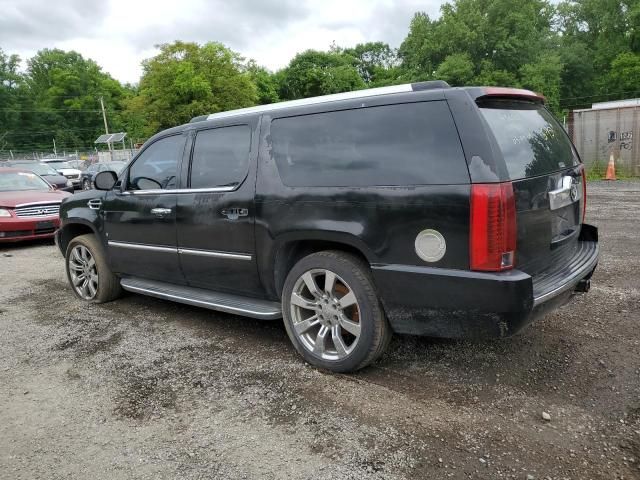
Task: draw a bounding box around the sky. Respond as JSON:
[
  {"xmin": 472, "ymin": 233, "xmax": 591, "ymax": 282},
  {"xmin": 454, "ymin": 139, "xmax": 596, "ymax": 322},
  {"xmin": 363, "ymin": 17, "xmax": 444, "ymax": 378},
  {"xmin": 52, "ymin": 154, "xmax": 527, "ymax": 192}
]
[{"xmin": 0, "ymin": 0, "xmax": 443, "ymax": 84}]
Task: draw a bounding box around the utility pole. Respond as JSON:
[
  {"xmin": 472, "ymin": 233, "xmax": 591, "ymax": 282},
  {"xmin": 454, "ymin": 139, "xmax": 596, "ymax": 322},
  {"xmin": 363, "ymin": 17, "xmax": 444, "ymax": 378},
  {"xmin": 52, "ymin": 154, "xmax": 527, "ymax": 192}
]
[
  {"xmin": 100, "ymin": 96, "xmax": 113, "ymax": 162},
  {"xmin": 53, "ymin": 138, "xmax": 57, "ymax": 157}
]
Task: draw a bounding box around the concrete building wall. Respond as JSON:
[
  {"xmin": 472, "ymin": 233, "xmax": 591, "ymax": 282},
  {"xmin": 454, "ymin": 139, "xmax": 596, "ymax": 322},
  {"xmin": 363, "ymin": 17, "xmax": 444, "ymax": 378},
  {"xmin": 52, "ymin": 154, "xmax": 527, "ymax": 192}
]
[{"xmin": 571, "ymin": 105, "xmax": 639, "ymax": 176}]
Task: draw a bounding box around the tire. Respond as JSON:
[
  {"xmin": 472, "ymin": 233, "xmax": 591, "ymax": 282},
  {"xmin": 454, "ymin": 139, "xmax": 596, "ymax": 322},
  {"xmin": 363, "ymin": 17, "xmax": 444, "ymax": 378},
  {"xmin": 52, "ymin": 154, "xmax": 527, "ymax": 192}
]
[
  {"xmin": 65, "ymin": 234, "xmax": 122, "ymax": 303},
  {"xmin": 281, "ymin": 250, "xmax": 391, "ymax": 372},
  {"xmin": 82, "ymin": 179, "xmax": 91, "ymax": 190}
]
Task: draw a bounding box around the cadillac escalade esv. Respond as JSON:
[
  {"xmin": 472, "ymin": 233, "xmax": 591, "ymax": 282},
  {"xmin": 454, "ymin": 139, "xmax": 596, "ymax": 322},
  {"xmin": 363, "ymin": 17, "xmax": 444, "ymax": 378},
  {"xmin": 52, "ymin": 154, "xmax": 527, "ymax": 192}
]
[{"xmin": 56, "ymin": 81, "xmax": 599, "ymax": 372}]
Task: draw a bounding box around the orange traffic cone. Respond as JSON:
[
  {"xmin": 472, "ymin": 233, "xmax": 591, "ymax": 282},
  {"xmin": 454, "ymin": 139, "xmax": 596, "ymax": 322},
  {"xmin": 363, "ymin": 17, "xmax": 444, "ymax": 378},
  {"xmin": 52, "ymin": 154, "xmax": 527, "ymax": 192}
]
[{"xmin": 605, "ymin": 153, "xmax": 616, "ymax": 180}]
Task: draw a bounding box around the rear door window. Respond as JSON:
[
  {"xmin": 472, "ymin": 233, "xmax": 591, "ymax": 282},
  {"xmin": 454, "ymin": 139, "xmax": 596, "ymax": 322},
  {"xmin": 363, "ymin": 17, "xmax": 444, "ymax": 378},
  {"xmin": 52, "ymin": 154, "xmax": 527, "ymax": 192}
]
[
  {"xmin": 190, "ymin": 125, "xmax": 251, "ymax": 189},
  {"xmin": 478, "ymin": 100, "xmax": 578, "ymax": 180},
  {"xmin": 270, "ymin": 101, "xmax": 469, "ymax": 187}
]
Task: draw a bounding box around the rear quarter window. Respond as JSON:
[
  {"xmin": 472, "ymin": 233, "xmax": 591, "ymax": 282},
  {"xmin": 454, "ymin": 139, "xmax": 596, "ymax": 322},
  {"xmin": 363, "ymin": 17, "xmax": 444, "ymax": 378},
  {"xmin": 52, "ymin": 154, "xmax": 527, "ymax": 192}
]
[
  {"xmin": 479, "ymin": 100, "xmax": 578, "ymax": 180},
  {"xmin": 270, "ymin": 101, "xmax": 469, "ymax": 187}
]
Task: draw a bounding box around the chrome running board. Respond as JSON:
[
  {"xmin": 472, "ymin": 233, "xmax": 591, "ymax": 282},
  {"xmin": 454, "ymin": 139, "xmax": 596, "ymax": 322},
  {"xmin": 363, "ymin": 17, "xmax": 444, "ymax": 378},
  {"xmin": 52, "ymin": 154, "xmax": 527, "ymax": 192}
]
[{"xmin": 120, "ymin": 277, "xmax": 282, "ymax": 320}]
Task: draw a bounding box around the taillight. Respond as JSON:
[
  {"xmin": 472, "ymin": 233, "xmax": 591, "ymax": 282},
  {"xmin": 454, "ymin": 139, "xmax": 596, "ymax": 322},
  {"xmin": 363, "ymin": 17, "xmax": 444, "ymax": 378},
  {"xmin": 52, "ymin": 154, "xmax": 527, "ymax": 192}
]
[
  {"xmin": 470, "ymin": 182, "xmax": 517, "ymax": 271},
  {"xmin": 581, "ymin": 166, "xmax": 587, "ymax": 222}
]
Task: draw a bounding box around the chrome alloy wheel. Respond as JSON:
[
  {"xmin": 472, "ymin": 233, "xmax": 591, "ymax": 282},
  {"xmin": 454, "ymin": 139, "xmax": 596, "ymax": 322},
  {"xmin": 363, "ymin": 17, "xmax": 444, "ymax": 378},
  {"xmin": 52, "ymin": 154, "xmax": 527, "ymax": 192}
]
[
  {"xmin": 68, "ymin": 245, "xmax": 99, "ymax": 300},
  {"xmin": 290, "ymin": 269, "xmax": 362, "ymax": 361}
]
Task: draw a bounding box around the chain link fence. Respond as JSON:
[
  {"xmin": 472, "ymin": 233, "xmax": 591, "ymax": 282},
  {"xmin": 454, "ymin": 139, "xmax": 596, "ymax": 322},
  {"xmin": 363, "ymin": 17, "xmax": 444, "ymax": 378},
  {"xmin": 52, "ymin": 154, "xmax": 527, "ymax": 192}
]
[{"xmin": 0, "ymin": 148, "xmax": 139, "ymax": 168}]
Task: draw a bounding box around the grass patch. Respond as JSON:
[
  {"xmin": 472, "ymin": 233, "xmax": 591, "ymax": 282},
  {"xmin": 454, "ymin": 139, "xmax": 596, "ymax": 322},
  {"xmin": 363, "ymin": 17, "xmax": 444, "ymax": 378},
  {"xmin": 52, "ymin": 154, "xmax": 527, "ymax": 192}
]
[{"xmin": 585, "ymin": 162, "xmax": 638, "ymax": 180}]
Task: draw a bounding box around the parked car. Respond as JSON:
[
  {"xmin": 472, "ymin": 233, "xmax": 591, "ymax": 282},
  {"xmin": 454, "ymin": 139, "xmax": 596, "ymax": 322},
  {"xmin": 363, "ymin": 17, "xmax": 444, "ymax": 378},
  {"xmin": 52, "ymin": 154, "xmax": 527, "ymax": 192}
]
[
  {"xmin": 66, "ymin": 159, "xmax": 87, "ymax": 170},
  {"xmin": 5, "ymin": 161, "xmax": 74, "ymax": 192},
  {"xmin": 56, "ymin": 82, "xmax": 599, "ymax": 372},
  {"xmin": 0, "ymin": 168, "xmax": 71, "ymax": 242},
  {"xmin": 40, "ymin": 160, "xmax": 83, "ymax": 189},
  {"xmin": 81, "ymin": 161, "xmax": 127, "ymax": 190}
]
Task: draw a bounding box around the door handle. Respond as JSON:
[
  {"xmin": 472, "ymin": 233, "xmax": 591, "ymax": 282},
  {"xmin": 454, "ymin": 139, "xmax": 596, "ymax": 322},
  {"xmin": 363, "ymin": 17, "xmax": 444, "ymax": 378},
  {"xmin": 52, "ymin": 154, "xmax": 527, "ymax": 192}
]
[
  {"xmin": 151, "ymin": 207, "xmax": 172, "ymax": 217},
  {"xmin": 221, "ymin": 208, "xmax": 248, "ymax": 220}
]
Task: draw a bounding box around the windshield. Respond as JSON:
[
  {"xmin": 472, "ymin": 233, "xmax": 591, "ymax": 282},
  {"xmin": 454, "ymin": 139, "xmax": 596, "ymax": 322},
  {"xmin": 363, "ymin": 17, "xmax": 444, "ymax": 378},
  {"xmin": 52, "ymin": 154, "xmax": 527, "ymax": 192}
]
[
  {"xmin": 479, "ymin": 100, "xmax": 578, "ymax": 180},
  {"xmin": 47, "ymin": 161, "xmax": 72, "ymax": 169},
  {"xmin": 0, "ymin": 171, "xmax": 51, "ymax": 192},
  {"xmin": 13, "ymin": 163, "xmax": 57, "ymax": 175}
]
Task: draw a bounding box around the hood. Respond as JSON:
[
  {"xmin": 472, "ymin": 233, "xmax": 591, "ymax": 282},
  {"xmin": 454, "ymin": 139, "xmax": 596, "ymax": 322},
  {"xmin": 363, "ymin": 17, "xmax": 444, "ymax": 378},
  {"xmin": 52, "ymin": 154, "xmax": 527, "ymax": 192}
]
[
  {"xmin": 40, "ymin": 173, "xmax": 69, "ymax": 185},
  {"xmin": 57, "ymin": 168, "xmax": 82, "ymax": 175},
  {"xmin": 0, "ymin": 189, "xmax": 71, "ymax": 208}
]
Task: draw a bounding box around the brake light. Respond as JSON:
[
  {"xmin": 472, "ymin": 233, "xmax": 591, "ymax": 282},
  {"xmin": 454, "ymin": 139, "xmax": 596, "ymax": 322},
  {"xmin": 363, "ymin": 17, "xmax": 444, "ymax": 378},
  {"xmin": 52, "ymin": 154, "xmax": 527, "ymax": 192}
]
[
  {"xmin": 470, "ymin": 182, "xmax": 517, "ymax": 271},
  {"xmin": 581, "ymin": 167, "xmax": 587, "ymax": 222}
]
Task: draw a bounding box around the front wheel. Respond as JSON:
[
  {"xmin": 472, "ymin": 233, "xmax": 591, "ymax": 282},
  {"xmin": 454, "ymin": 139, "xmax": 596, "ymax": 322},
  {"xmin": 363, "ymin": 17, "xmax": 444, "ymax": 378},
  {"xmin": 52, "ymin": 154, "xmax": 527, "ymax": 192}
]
[
  {"xmin": 282, "ymin": 251, "xmax": 391, "ymax": 372},
  {"xmin": 65, "ymin": 234, "xmax": 122, "ymax": 303},
  {"xmin": 82, "ymin": 179, "xmax": 91, "ymax": 190}
]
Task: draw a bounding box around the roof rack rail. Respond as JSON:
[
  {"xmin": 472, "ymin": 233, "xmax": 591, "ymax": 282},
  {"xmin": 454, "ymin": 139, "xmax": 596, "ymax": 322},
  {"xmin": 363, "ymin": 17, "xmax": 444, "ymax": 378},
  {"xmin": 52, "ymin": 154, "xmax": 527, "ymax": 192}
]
[{"xmin": 189, "ymin": 81, "xmax": 450, "ymax": 123}]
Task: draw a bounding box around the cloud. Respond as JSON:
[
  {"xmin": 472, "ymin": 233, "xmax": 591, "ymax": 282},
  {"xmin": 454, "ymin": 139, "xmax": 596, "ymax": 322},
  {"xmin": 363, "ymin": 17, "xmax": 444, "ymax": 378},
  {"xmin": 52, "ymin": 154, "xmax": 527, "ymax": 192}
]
[
  {"xmin": 0, "ymin": 0, "xmax": 109, "ymax": 49},
  {"xmin": 0, "ymin": 0, "xmax": 443, "ymax": 83}
]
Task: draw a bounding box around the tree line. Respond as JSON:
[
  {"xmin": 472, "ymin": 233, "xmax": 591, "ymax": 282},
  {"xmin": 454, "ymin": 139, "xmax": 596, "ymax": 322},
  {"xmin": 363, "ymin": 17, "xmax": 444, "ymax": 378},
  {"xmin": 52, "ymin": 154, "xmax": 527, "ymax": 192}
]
[{"xmin": 0, "ymin": 0, "xmax": 638, "ymax": 154}]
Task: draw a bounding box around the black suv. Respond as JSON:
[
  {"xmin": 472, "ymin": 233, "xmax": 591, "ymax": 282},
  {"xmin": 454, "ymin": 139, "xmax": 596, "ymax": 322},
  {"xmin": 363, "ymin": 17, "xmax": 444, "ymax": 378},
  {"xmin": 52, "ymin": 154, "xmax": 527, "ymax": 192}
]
[{"xmin": 56, "ymin": 82, "xmax": 599, "ymax": 372}]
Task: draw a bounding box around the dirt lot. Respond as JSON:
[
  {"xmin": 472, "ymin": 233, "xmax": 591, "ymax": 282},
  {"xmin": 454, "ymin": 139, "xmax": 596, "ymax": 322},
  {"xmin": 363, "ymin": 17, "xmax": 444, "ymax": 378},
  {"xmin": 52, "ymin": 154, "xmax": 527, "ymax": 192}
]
[{"xmin": 0, "ymin": 181, "xmax": 639, "ymax": 480}]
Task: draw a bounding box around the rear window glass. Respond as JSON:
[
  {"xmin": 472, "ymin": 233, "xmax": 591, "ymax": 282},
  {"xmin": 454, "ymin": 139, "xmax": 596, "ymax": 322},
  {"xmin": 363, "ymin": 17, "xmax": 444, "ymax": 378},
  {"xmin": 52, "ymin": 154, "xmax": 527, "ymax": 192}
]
[
  {"xmin": 270, "ymin": 101, "xmax": 469, "ymax": 187},
  {"xmin": 479, "ymin": 101, "xmax": 578, "ymax": 179}
]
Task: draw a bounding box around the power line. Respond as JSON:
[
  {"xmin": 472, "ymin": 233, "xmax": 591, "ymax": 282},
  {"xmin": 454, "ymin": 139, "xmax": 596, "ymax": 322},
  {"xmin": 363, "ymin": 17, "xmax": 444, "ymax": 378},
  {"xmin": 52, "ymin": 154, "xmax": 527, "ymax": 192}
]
[
  {"xmin": 0, "ymin": 108, "xmax": 102, "ymax": 113},
  {"xmin": 5, "ymin": 129, "xmax": 102, "ymax": 136}
]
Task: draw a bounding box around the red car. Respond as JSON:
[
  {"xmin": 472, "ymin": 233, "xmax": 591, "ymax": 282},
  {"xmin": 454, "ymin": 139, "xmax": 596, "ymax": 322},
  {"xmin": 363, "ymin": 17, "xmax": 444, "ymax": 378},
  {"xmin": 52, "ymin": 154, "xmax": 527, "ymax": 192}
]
[{"xmin": 0, "ymin": 168, "xmax": 71, "ymax": 243}]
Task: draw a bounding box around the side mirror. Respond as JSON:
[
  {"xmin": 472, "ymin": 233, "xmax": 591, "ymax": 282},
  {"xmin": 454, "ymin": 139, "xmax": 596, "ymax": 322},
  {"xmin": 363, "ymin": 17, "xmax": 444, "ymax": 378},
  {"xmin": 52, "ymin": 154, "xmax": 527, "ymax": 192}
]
[{"xmin": 94, "ymin": 170, "xmax": 118, "ymax": 190}]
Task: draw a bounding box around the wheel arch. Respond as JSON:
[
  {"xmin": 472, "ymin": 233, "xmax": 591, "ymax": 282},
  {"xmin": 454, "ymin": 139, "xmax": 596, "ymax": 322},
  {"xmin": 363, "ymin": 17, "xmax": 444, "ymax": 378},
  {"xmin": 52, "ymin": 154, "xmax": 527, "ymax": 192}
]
[
  {"xmin": 57, "ymin": 220, "xmax": 100, "ymax": 255},
  {"xmin": 269, "ymin": 231, "xmax": 375, "ymax": 298}
]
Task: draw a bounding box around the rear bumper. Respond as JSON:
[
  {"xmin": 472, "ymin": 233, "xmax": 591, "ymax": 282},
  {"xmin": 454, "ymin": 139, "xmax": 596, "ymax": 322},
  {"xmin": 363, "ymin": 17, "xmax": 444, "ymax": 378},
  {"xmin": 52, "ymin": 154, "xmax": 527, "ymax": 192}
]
[
  {"xmin": 372, "ymin": 224, "xmax": 599, "ymax": 339},
  {"xmin": 0, "ymin": 216, "xmax": 60, "ymax": 243}
]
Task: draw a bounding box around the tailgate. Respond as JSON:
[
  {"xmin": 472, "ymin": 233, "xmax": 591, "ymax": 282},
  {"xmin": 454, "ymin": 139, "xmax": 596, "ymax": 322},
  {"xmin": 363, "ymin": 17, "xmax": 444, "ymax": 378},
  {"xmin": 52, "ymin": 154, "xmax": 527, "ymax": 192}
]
[{"xmin": 477, "ymin": 98, "xmax": 586, "ymax": 276}]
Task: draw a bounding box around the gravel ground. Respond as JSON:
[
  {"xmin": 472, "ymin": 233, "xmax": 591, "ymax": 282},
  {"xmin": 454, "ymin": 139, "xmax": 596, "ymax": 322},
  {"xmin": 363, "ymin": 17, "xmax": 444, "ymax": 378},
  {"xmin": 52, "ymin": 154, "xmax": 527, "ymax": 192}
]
[{"xmin": 1, "ymin": 180, "xmax": 639, "ymax": 480}]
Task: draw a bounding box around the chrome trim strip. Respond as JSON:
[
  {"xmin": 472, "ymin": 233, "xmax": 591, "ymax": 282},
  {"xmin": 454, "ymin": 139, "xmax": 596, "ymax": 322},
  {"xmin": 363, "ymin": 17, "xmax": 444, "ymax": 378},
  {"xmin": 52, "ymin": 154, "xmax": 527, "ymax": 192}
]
[
  {"xmin": 204, "ymin": 84, "xmax": 414, "ymax": 121},
  {"xmin": 549, "ymin": 176, "xmax": 581, "ymax": 210},
  {"xmin": 177, "ymin": 248, "xmax": 252, "ymax": 261},
  {"xmin": 14, "ymin": 200, "xmax": 62, "ymax": 208},
  {"xmin": 532, "ymin": 243, "xmax": 599, "ymax": 307},
  {"xmin": 107, "ymin": 241, "xmax": 177, "ymax": 253},
  {"xmin": 120, "ymin": 186, "xmax": 236, "ymax": 196},
  {"xmin": 120, "ymin": 283, "xmax": 281, "ymax": 319}
]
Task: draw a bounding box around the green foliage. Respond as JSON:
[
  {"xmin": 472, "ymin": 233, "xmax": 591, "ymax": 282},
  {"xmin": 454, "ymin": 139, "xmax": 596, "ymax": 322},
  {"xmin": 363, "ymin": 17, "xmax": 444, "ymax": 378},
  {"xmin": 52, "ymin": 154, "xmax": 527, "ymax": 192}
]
[
  {"xmin": 607, "ymin": 52, "xmax": 640, "ymax": 95},
  {"xmin": 1, "ymin": 48, "xmax": 124, "ymax": 153},
  {"xmin": 246, "ymin": 61, "xmax": 279, "ymax": 105},
  {"xmin": 0, "ymin": 49, "xmax": 23, "ymax": 150},
  {"xmin": 277, "ymin": 49, "xmax": 366, "ymax": 100},
  {"xmin": 134, "ymin": 41, "xmax": 257, "ymax": 135},
  {"xmin": 343, "ymin": 42, "xmax": 399, "ymax": 85},
  {"xmin": 435, "ymin": 53, "xmax": 475, "ymax": 86},
  {"xmin": 519, "ymin": 53, "xmax": 563, "ymax": 112}
]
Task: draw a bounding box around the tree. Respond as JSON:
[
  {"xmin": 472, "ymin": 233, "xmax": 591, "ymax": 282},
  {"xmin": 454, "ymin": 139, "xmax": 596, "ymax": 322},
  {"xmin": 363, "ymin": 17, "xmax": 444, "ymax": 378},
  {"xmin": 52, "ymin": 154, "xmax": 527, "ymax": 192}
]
[
  {"xmin": 343, "ymin": 42, "xmax": 399, "ymax": 85},
  {"xmin": 519, "ymin": 53, "xmax": 563, "ymax": 112},
  {"xmin": 435, "ymin": 53, "xmax": 475, "ymax": 86},
  {"xmin": 8, "ymin": 49, "xmax": 124, "ymax": 153},
  {"xmin": 398, "ymin": 0, "xmax": 558, "ymax": 88},
  {"xmin": 607, "ymin": 52, "xmax": 640, "ymax": 95},
  {"xmin": 277, "ymin": 50, "xmax": 366, "ymax": 100},
  {"xmin": 246, "ymin": 61, "xmax": 279, "ymax": 105},
  {"xmin": 398, "ymin": 12, "xmax": 439, "ymax": 81},
  {"xmin": 131, "ymin": 41, "xmax": 258, "ymax": 135},
  {"xmin": 0, "ymin": 49, "xmax": 23, "ymax": 153}
]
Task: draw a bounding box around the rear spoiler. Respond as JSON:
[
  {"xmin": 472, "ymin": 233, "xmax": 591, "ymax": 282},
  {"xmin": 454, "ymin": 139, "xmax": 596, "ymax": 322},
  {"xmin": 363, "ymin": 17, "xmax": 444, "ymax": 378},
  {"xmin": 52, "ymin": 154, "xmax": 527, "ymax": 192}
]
[{"xmin": 470, "ymin": 87, "xmax": 545, "ymax": 104}]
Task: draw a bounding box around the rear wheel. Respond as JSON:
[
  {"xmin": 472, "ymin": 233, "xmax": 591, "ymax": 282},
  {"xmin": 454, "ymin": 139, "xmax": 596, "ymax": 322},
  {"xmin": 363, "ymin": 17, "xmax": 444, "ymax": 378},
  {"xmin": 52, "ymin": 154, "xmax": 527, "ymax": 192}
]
[
  {"xmin": 65, "ymin": 234, "xmax": 121, "ymax": 303},
  {"xmin": 82, "ymin": 178, "xmax": 91, "ymax": 190},
  {"xmin": 282, "ymin": 251, "xmax": 391, "ymax": 372}
]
